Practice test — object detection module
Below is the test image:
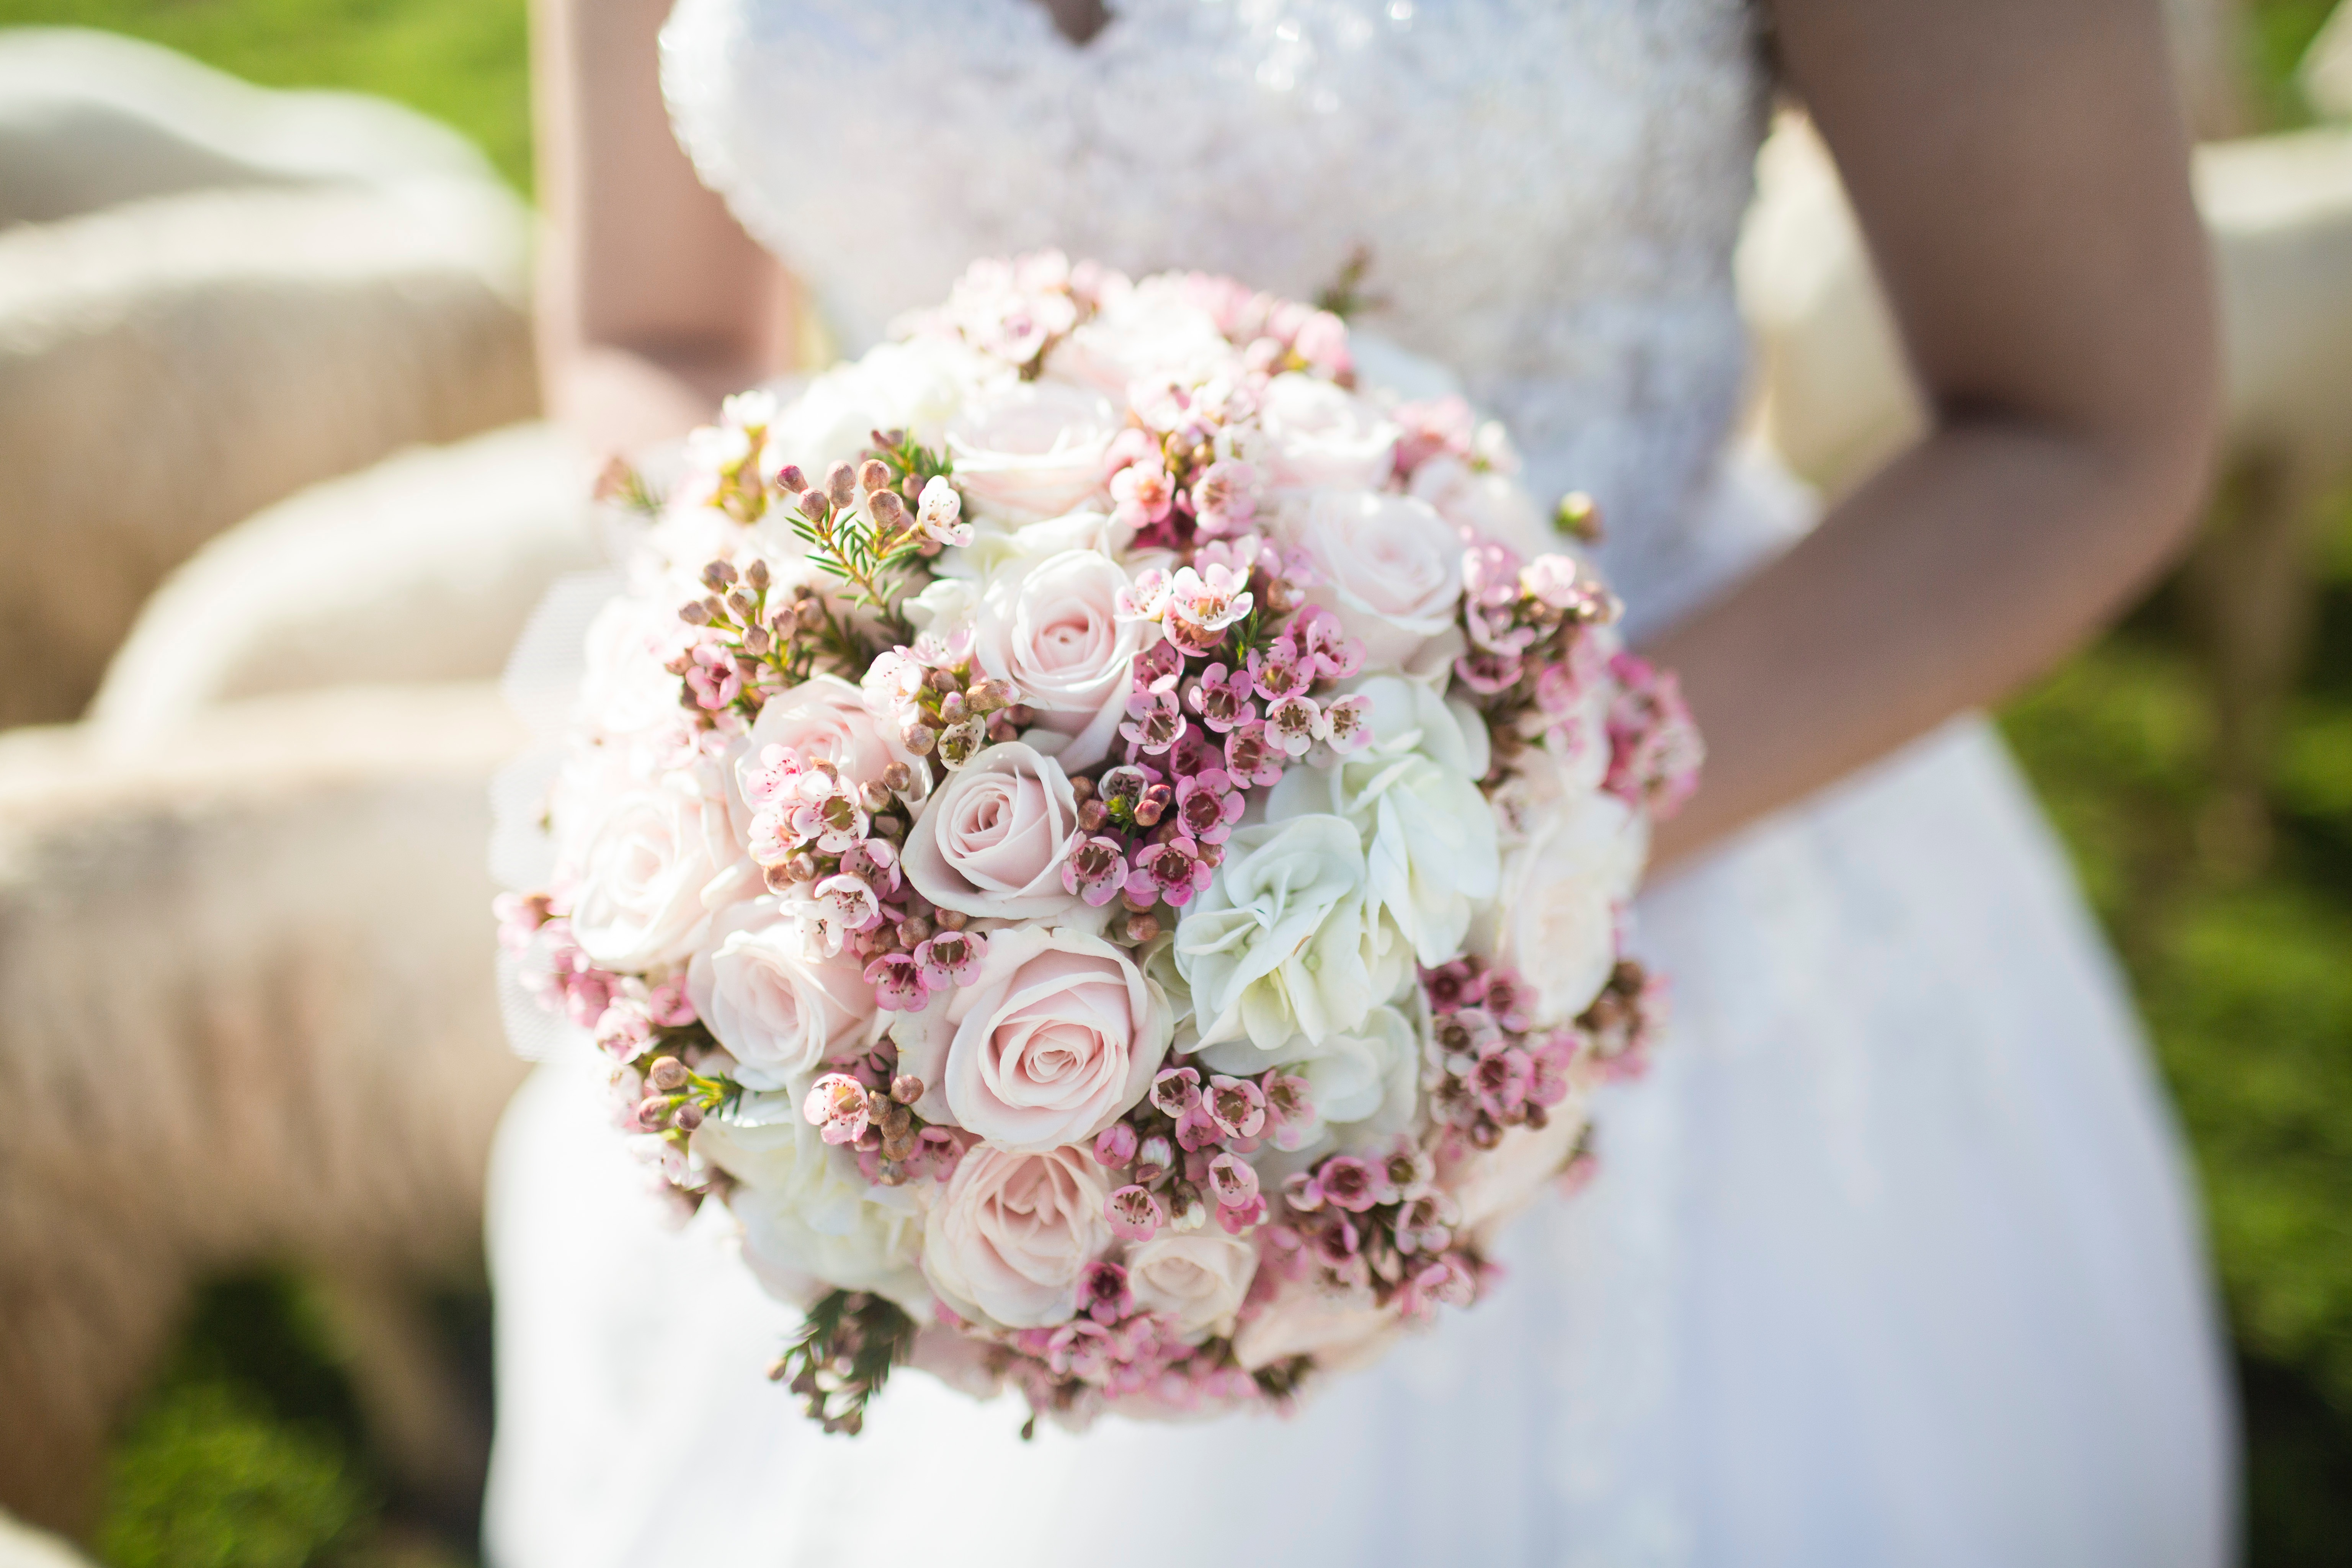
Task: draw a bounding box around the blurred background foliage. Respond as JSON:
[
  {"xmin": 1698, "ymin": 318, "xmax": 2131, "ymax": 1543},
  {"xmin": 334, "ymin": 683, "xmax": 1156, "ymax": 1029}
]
[{"xmin": 0, "ymin": 0, "xmax": 2346, "ymax": 1562}]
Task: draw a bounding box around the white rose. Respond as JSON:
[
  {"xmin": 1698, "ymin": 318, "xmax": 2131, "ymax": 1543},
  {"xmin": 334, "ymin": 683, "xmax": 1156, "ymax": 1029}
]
[
  {"xmin": 564, "ymin": 752, "xmax": 756, "ymax": 972},
  {"xmin": 902, "ymin": 742, "xmax": 1088, "ymax": 920},
  {"xmin": 1488, "ymin": 791, "xmax": 1648, "ymax": 1023},
  {"xmin": 892, "ymin": 924, "xmax": 1172, "ymax": 1152},
  {"xmin": 944, "ymin": 382, "xmax": 1120, "ymax": 524},
  {"xmin": 768, "ymin": 336, "xmax": 1004, "ymax": 471},
  {"xmin": 1044, "ymin": 284, "xmax": 1236, "ymax": 395},
  {"xmin": 970, "ymin": 545, "xmax": 1157, "ymax": 771},
  {"xmin": 1175, "ymin": 815, "xmax": 1405, "ymax": 1059},
  {"xmin": 1406, "ymin": 456, "xmax": 1553, "ymax": 559},
  {"xmin": 921, "ymin": 1143, "xmax": 1111, "ymax": 1329},
  {"xmin": 700, "ymin": 1090, "xmax": 929, "ymax": 1314},
  {"xmin": 1287, "ymin": 491, "xmax": 1465, "ymax": 671},
  {"xmin": 1267, "ymin": 677, "xmax": 1500, "ymax": 967},
  {"xmin": 687, "ymin": 900, "xmax": 880, "ymax": 1089},
  {"xmin": 575, "ymin": 595, "xmax": 688, "ymax": 741},
  {"xmin": 1258, "ymin": 372, "xmax": 1399, "ymax": 492},
  {"xmin": 1126, "ymin": 1231, "xmax": 1258, "ymax": 1342},
  {"xmin": 1200, "ymin": 1002, "xmax": 1419, "ymax": 1154}
]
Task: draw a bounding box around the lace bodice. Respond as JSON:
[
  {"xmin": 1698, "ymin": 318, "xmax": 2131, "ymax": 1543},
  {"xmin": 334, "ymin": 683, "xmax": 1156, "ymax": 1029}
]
[{"xmin": 661, "ymin": 0, "xmax": 1772, "ymax": 598}]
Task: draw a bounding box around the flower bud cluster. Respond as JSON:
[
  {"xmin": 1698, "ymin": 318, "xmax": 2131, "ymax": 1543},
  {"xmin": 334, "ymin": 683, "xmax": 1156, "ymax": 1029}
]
[
  {"xmin": 1601, "ymin": 652, "xmax": 1704, "ymax": 820},
  {"xmin": 768, "ymin": 1288, "xmax": 916, "ymax": 1437},
  {"xmin": 1268, "ymin": 1130, "xmax": 1486, "ymax": 1323},
  {"xmin": 1089, "ymin": 1059, "xmax": 1312, "ymax": 1243},
  {"xmin": 1417, "ymin": 956, "xmax": 1579, "ymax": 1151},
  {"xmin": 802, "ymin": 1044, "xmax": 969, "ymax": 1187},
  {"xmin": 861, "ymin": 641, "xmax": 1028, "ymax": 771}
]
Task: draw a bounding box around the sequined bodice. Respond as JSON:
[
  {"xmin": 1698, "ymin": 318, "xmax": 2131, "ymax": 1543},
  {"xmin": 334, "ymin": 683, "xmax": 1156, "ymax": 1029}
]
[{"xmin": 662, "ymin": 0, "xmax": 1769, "ymax": 585}]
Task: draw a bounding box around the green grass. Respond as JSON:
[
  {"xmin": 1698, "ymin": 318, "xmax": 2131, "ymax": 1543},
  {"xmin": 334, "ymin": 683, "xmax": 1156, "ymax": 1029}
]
[
  {"xmin": 0, "ymin": 0, "xmax": 532, "ymax": 190},
  {"xmin": 9, "ymin": 0, "xmax": 2351, "ymax": 1561}
]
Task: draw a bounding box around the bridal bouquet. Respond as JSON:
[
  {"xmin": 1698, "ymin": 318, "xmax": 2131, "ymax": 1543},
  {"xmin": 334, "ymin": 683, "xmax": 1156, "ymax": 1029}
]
[{"xmin": 498, "ymin": 253, "xmax": 1697, "ymax": 1435}]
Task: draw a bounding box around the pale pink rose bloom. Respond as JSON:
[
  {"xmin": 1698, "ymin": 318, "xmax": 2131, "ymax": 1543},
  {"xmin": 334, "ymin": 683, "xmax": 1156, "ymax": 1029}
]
[
  {"xmin": 893, "ymin": 925, "xmax": 1173, "ymax": 1152},
  {"xmin": 1445, "ymin": 1108, "xmax": 1588, "ymax": 1240},
  {"xmin": 1288, "ymin": 490, "xmax": 1467, "ymax": 670},
  {"xmin": 921, "ymin": 1144, "xmax": 1111, "ymax": 1329},
  {"xmin": 737, "ymin": 673, "xmax": 902, "ymax": 794},
  {"xmin": 972, "ymin": 549, "xmax": 1160, "ymax": 770},
  {"xmin": 1231, "ymin": 1280, "xmax": 1401, "ymax": 1372},
  {"xmin": 1125, "ymin": 1231, "xmax": 1258, "ymax": 1342},
  {"xmin": 564, "ymin": 751, "xmax": 757, "ymax": 972},
  {"xmin": 686, "ymin": 899, "xmax": 880, "ymax": 1089},
  {"xmin": 902, "ymin": 741, "xmax": 1087, "ymax": 920},
  {"xmin": 1257, "ymin": 372, "xmax": 1399, "ymax": 492},
  {"xmin": 943, "ymin": 382, "xmax": 1121, "ymax": 523},
  {"xmin": 1043, "ymin": 285, "xmax": 1236, "ymax": 395}
]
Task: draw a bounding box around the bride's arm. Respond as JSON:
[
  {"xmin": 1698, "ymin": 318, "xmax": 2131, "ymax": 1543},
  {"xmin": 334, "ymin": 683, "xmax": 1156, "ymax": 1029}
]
[
  {"xmin": 531, "ymin": 0, "xmax": 792, "ymax": 454},
  {"xmin": 1648, "ymin": 0, "xmax": 2218, "ymax": 868}
]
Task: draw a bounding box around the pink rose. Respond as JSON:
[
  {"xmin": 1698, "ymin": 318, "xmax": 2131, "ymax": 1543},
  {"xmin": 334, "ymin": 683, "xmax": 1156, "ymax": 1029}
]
[
  {"xmin": 921, "ymin": 1143, "xmax": 1111, "ymax": 1329},
  {"xmin": 892, "ymin": 926, "xmax": 1172, "ymax": 1152},
  {"xmin": 972, "ymin": 549, "xmax": 1159, "ymax": 770},
  {"xmin": 902, "ymin": 742, "xmax": 1086, "ymax": 919},
  {"xmin": 1257, "ymin": 372, "xmax": 1399, "ymax": 492},
  {"xmin": 1126, "ymin": 1231, "xmax": 1258, "ymax": 1342},
  {"xmin": 1289, "ymin": 490, "xmax": 1465, "ymax": 670},
  {"xmin": 944, "ymin": 382, "xmax": 1120, "ymax": 523},
  {"xmin": 737, "ymin": 674, "xmax": 902, "ymax": 792},
  {"xmin": 686, "ymin": 899, "xmax": 880, "ymax": 1089}
]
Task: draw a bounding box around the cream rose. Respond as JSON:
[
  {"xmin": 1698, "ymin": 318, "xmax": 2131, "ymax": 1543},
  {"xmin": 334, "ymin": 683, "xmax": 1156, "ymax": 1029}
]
[
  {"xmin": 1490, "ymin": 791, "xmax": 1648, "ymax": 1023},
  {"xmin": 1126, "ymin": 1232, "xmax": 1258, "ymax": 1342},
  {"xmin": 944, "ymin": 382, "xmax": 1120, "ymax": 524},
  {"xmin": 893, "ymin": 925, "xmax": 1172, "ymax": 1151},
  {"xmin": 970, "ymin": 546, "xmax": 1157, "ymax": 771},
  {"xmin": 921, "ymin": 1143, "xmax": 1110, "ymax": 1329},
  {"xmin": 740, "ymin": 673, "xmax": 902, "ymax": 787},
  {"xmin": 698, "ymin": 1091, "xmax": 929, "ymax": 1315},
  {"xmin": 902, "ymin": 742, "xmax": 1087, "ymax": 920},
  {"xmin": 1232, "ymin": 1282, "xmax": 1401, "ymax": 1373},
  {"xmin": 565, "ymin": 754, "xmax": 755, "ymax": 972},
  {"xmin": 687, "ymin": 900, "xmax": 880, "ymax": 1089},
  {"xmin": 1258, "ymin": 372, "xmax": 1400, "ymax": 492},
  {"xmin": 1288, "ymin": 491, "xmax": 1465, "ymax": 670},
  {"xmin": 1176, "ymin": 815, "xmax": 1405, "ymax": 1059}
]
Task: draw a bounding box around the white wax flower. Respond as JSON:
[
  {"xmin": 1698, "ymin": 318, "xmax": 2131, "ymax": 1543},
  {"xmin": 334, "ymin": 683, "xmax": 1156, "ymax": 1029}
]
[{"xmin": 1175, "ymin": 815, "xmax": 1405, "ymax": 1059}]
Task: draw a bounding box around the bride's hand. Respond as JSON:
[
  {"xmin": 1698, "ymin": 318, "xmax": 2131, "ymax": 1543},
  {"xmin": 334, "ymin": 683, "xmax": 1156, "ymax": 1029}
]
[{"xmin": 1646, "ymin": 0, "xmax": 2216, "ymax": 872}]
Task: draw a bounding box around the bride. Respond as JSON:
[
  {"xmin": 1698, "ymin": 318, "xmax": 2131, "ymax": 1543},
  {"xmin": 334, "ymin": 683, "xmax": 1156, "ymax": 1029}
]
[{"xmin": 486, "ymin": 0, "xmax": 2233, "ymax": 1561}]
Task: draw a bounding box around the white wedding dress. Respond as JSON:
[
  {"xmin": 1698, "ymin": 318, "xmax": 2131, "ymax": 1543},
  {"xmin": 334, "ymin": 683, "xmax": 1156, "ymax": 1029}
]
[{"xmin": 482, "ymin": 2, "xmax": 2236, "ymax": 1563}]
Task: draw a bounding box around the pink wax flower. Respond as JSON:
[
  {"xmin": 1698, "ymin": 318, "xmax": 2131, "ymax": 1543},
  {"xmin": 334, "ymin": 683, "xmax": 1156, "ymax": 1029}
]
[
  {"xmin": 1207, "ymin": 1151, "xmax": 1260, "ymax": 1209},
  {"xmin": 1246, "ymin": 640, "xmax": 1310, "ymax": 702},
  {"xmin": 1107, "ymin": 1184, "xmax": 1165, "ymax": 1242},
  {"xmin": 1313, "ymin": 1156, "xmax": 1380, "ymax": 1213},
  {"xmin": 1481, "ymin": 970, "xmax": 1532, "ymax": 1031},
  {"xmin": 1205, "ymin": 1075, "xmax": 1267, "ymax": 1141},
  {"xmin": 912, "ymin": 926, "xmax": 987, "ymax": 988},
  {"xmin": 1116, "ymin": 565, "xmax": 1171, "ymax": 623},
  {"xmin": 1150, "ymin": 1066, "xmax": 1202, "ymax": 1118},
  {"xmin": 1186, "ymin": 663, "xmax": 1258, "ymax": 733},
  {"xmin": 684, "ymin": 637, "xmax": 742, "ymax": 711},
  {"xmin": 1094, "ymin": 1122, "xmax": 1139, "ymax": 1168},
  {"xmin": 645, "ymin": 974, "xmax": 696, "ymax": 1028},
  {"xmin": 1317, "ymin": 693, "xmax": 1373, "ymax": 755},
  {"xmin": 1119, "ymin": 685, "xmax": 1187, "ymax": 755},
  {"xmin": 1263, "ymin": 694, "xmax": 1321, "ymax": 757},
  {"xmin": 1111, "ymin": 461, "xmax": 1176, "ymax": 530},
  {"xmin": 1468, "ymin": 1043, "xmax": 1533, "ymax": 1120},
  {"xmin": 863, "ymin": 952, "xmax": 929, "ymax": 1012},
  {"xmin": 1222, "ymin": 721, "xmax": 1286, "ymax": 787},
  {"xmin": 1291, "ymin": 607, "xmax": 1365, "ymax": 680},
  {"xmin": 1173, "ymin": 770, "xmax": 1245, "ymax": 844},
  {"xmin": 1076, "ymin": 1260, "xmax": 1133, "ymax": 1326},
  {"xmin": 1454, "ymin": 648, "xmax": 1525, "ymax": 696},
  {"xmin": 1259, "ymin": 1070, "xmax": 1316, "ymax": 1151},
  {"xmin": 1166, "ymin": 727, "xmax": 1223, "ymax": 779},
  {"xmin": 803, "ymin": 1073, "xmax": 872, "ymax": 1145},
  {"xmin": 1190, "ymin": 459, "xmax": 1260, "ymax": 536},
  {"xmin": 1060, "ymin": 834, "xmax": 1132, "ymax": 906},
  {"xmin": 1604, "ymin": 652, "xmax": 1705, "ymax": 820},
  {"xmin": 1127, "ymin": 836, "xmax": 1213, "ymax": 906}
]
